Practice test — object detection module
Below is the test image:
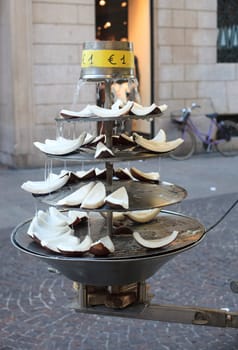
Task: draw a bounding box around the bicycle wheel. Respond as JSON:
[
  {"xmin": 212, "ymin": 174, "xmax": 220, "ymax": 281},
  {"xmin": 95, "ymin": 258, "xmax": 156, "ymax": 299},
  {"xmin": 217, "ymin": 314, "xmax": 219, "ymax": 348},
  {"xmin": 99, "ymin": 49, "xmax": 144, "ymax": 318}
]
[
  {"xmin": 169, "ymin": 127, "xmax": 196, "ymax": 160},
  {"xmin": 216, "ymin": 120, "xmax": 238, "ymax": 156}
]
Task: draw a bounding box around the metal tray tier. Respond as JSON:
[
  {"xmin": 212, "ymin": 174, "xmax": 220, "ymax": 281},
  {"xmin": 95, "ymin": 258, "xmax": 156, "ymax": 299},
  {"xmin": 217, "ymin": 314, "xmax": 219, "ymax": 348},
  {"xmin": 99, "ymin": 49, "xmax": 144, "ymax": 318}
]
[
  {"xmin": 11, "ymin": 210, "xmax": 205, "ymax": 286},
  {"xmin": 56, "ymin": 113, "xmax": 163, "ymax": 123},
  {"xmin": 46, "ymin": 147, "xmax": 169, "ymax": 163},
  {"xmin": 33, "ymin": 180, "xmax": 187, "ymax": 212}
]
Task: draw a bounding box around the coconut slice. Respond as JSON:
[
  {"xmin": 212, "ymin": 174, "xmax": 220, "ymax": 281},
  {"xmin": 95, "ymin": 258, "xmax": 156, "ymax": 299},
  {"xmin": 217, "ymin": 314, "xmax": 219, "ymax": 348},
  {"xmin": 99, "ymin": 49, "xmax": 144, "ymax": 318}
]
[
  {"xmin": 125, "ymin": 208, "xmax": 161, "ymax": 223},
  {"xmin": 133, "ymin": 132, "xmax": 184, "ymax": 153},
  {"xmin": 82, "ymin": 133, "xmax": 96, "ymax": 146},
  {"xmin": 56, "ymin": 182, "xmax": 95, "ymax": 206},
  {"xmin": 90, "ymin": 236, "xmax": 115, "ymax": 256},
  {"xmin": 57, "ymin": 235, "xmax": 92, "ymax": 256},
  {"xmin": 74, "ymin": 168, "xmax": 96, "ymax": 180},
  {"xmin": 60, "ymin": 105, "xmax": 93, "ymax": 118},
  {"xmin": 90, "ymin": 100, "xmax": 133, "ymax": 117},
  {"xmin": 130, "ymin": 167, "xmax": 160, "ymax": 183},
  {"xmin": 133, "ymin": 230, "xmax": 178, "ymax": 249},
  {"xmin": 152, "ymin": 129, "xmax": 166, "ymax": 142},
  {"xmin": 115, "ymin": 168, "xmax": 135, "ymax": 180},
  {"xmin": 95, "ymin": 167, "xmax": 107, "ymax": 179},
  {"xmin": 118, "ymin": 133, "xmax": 135, "ymax": 146},
  {"xmin": 81, "ymin": 182, "xmax": 106, "ymax": 209},
  {"xmin": 32, "ymin": 222, "xmax": 73, "ymax": 244},
  {"xmin": 105, "ymin": 186, "xmax": 129, "ymax": 210},
  {"xmin": 34, "ymin": 133, "xmax": 86, "ymax": 155},
  {"xmin": 21, "ymin": 171, "xmax": 70, "ymax": 194},
  {"xmin": 89, "ymin": 134, "xmax": 106, "ymax": 146},
  {"xmin": 131, "ymin": 103, "xmax": 168, "ymax": 116},
  {"xmin": 94, "ymin": 142, "xmax": 114, "ymax": 159},
  {"xmin": 41, "ymin": 235, "xmax": 80, "ymax": 253},
  {"xmin": 67, "ymin": 210, "xmax": 88, "ymax": 226}
]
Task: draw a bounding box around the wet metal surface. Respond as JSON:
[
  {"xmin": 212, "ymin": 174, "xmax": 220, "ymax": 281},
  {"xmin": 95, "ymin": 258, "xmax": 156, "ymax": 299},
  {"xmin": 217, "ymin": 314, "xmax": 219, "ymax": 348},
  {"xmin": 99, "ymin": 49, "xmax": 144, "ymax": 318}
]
[{"xmin": 34, "ymin": 180, "xmax": 187, "ymax": 211}]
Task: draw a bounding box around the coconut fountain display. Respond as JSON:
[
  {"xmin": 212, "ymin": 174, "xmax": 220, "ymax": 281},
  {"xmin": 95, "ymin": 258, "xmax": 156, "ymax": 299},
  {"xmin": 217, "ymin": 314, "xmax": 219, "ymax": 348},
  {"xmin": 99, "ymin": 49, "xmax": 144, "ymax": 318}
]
[{"xmin": 11, "ymin": 41, "xmax": 238, "ymax": 328}]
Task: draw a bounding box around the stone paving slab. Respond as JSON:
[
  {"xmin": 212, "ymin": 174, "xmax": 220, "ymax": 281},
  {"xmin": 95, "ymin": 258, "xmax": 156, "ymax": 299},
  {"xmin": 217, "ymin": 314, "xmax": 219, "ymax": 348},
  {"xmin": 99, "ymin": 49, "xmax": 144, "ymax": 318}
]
[{"xmin": 1, "ymin": 193, "xmax": 238, "ymax": 349}]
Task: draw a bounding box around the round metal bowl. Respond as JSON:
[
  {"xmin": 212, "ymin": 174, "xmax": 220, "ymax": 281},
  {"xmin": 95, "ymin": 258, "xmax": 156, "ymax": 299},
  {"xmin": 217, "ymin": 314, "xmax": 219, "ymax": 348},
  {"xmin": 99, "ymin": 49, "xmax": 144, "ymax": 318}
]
[{"xmin": 11, "ymin": 211, "xmax": 205, "ymax": 286}]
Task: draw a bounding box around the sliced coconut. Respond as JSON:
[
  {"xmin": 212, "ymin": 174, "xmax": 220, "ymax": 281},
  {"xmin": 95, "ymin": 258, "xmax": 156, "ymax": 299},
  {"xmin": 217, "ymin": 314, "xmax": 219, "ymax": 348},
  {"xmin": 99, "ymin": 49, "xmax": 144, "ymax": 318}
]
[
  {"xmin": 118, "ymin": 133, "xmax": 135, "ymax": 146},
  {"xmin": 57, "ymin": 235, "xmax": 92, "ymax": 256},
  {"xmin": 115, "ymin": 168, "xmax": 135, "ymax": 180},
  {"xmin": 47, "ymin": 206, "xmax": 77, "ymax": 226},
  {"xmin": 94, "ymin": 142, "xmax": 114, "ymax": 159},
  {"xmin": 82, "ymin": 133, "xmax": 96, "ymax": 146},
  {"xmin": 41, "ymin": 234, "xmax": 80, "ymax": 253},
  {"xmin": 89, "ymin": 134, "xmax": 106, "ymax": 146},
  {"xmin": 81, "ymin": 182, "xmax": 106, "ymax": 209},
  {"xmin": 130, "ymin": 167, "xmax": 160, "ymax": 183},
  {"xmin": 133, "ymin": 230, "xmax": 178, "ymax": 249},
  {"xmin": 74, "ymin": 168, "xmax": 96, "ymax": 180},
  {"xmin": 95, "ymin": 167, "xmax": 107, "ymax": 179},
  {"xmin": 60, "ymin": 105, "xmax": 93, "ymax": 118},
  {"xmin": 27, "ymin": 213, "xmax": 45, "ymax": 238},
  {"xmin": 90, "ymin": 235, "xmax": 115, "ymax": 256},
  {"xmin": 105, "ymin": 186, "xmax": 129, "ymax": 210},
  {"xmin": 56, "ymin": 182, "xmax": 95, "ymax": 206},
  {"xmin": 34, "ymin": 133, "xmax": 86, "ymax": 155},
  {"xmin": 125, "ymin": 208, "xmax": 161, "ymax": 223},
  {"xmin": 21, "ymin": 171, "xmax": 70, "ymax": 194},
  {"xmin": 130, "ymin": 103, "xmax": 157, "ymax": 116},
  {"xmin": 133, "ymin": 132, "xmax": 184, "ymax": 153},
  {"xmin": 90, "ymin": 100, "xmax": 133, "ymax": 117},
  {"xmin": 67, "ymin": 210, "xmax": 88, "ymax": 226},
  {"xmin": 32, "ymin": 223, "xmax": 73, "ymax": 244},
  {"xmin": 152, "ymin": 129, "xmax": 166, "ymax": 142}
]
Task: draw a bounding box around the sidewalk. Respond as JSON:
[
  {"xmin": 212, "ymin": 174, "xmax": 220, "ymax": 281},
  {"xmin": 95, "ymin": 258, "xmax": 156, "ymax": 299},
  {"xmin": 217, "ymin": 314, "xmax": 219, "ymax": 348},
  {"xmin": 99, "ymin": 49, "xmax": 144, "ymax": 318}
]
[{"xmin": 1, "ymin": 154, "xmax": 238, "ymax": 350}]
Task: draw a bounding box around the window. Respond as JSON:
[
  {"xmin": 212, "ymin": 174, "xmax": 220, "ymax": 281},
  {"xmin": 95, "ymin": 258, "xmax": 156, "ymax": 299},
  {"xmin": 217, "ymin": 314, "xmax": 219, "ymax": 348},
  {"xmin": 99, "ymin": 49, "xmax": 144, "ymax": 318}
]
[
  {"xmin": 96, "ymin": 0, "xmax": 128, "ymax": 41},
  {"xmin": 217, "ymin": 0, "xmax": 238, "ymax": 62}
]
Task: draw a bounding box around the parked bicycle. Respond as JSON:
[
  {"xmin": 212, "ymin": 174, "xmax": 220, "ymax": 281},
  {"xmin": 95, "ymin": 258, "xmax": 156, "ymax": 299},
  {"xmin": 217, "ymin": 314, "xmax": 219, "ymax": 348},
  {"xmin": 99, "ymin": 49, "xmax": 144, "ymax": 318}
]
[{"xmin": 169, "ymin": 103, "xmax": 238, "ymax": 160}]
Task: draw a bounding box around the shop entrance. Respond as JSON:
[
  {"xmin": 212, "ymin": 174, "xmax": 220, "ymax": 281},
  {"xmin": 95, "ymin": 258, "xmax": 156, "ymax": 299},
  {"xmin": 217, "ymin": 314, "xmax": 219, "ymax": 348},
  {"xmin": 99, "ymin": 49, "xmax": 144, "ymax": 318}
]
[{"xmin": 95, "ymin": 0, "xmax": 153, "ymax": 136}]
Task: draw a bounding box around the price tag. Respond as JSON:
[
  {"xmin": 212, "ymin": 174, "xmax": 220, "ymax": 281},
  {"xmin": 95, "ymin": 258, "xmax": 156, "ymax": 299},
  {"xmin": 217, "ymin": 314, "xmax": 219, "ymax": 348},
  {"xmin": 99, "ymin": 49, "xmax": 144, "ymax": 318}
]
[{"xmin": 81, "ymin": 49, "xmax": 135, "ymax": 69}]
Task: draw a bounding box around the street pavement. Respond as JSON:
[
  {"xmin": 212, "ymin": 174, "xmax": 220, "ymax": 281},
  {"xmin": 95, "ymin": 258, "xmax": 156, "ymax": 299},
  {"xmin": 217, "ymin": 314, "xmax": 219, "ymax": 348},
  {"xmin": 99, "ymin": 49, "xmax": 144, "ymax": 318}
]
[{"xmin": 0, "ymin": 153, "xmax": 238, "ymax": 349}]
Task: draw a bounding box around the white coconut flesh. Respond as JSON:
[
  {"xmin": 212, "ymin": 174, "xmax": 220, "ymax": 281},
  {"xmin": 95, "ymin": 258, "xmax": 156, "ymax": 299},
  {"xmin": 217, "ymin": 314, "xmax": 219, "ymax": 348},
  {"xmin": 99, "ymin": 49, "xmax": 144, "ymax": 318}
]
[
  {"xmin": 41, "ymin": 234, "xmax": 80, "ymax": 253},
  {"xmin": 115, "ymin": 168, "xmax": 135, "ymax": 180},
  {"xmin": 94, "ymin": 142, "xmax": 114, "ymax": 158},
  {"xmin": 74, "ymin": 168, "xmax": 95, "ymax": 180},
  {"xmin": 56, "ymin": 182, "xmax": 95, "ymax": 206},
  {"xmin": 95, "ymin": 168, "xmax": 106, "ymax": 177},
  {"xmin": 152, "ymin": 129, "xmax": 167, "ymax": 142},
  {"xmin": 67, "ymin": 210, "xmax": 88, "ymax": 223},
  {"xmin": 133, "ymin": 230, "xmax": 179, "ymax": 249},
  {"xmin": 105, "ymin": 186, "xmax": 129, "ymax": 209},
  {"xmin": 33, "ymin": 132, "xmax": 86, "ymax": 155},
  {"xmin": 81, "ymin": 182, "xmax": 106, "ymax": 209},
  {"xmin": 90, "ymin": 100, "xmax": 133, "ymax": 117},
  {"xmin": 57, "ymin": 235, "xmax": 92, "ymax": 253},
  {"xmin": 130, "ymin": 167, "xmax": 160, "ymax": 182},
  {"xmin": 21, "ymin": 172, "xmax": 70, "ymax": 194},
  {"xmin": 91, "ymin": 235, "xmax": 115, "ymax": 253},
  {"xmin": 125, "ymin": 208, "xmax": 161, "ymax": 223},
  {"xmin": 82, "ymin": 133, "xmax": 95, "ymax": 145}
]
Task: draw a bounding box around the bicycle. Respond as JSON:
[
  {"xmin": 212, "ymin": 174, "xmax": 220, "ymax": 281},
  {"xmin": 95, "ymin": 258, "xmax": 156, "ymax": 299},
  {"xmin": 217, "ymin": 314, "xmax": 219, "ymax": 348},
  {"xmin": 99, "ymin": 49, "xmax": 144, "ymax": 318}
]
[{"xmin": 169, "ymin": 103, "xmax": 238, "ymax": 160}]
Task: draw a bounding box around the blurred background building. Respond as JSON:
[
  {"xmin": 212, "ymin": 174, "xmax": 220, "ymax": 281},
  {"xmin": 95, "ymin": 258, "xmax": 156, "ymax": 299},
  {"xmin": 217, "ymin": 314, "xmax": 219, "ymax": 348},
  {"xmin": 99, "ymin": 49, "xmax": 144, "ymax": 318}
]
[{"xmin": 0, "ymin": 0, "xmax": 237, "ymax": 167}]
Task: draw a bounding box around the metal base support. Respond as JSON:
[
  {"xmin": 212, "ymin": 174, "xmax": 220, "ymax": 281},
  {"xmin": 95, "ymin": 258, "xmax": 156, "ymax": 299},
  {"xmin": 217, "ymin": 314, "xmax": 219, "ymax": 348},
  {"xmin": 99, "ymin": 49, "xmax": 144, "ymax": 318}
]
[{"xmin": 70, "ymin": 282, "xmax": 238, "ymax": 329}]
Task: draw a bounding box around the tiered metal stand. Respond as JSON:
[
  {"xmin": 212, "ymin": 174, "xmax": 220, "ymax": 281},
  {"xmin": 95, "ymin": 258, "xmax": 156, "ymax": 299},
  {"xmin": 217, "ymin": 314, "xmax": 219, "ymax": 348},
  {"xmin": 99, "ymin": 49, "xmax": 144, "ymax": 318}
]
[{"xmin": 11, "ymin": 41, "xmax": 238, "ymax": 328}]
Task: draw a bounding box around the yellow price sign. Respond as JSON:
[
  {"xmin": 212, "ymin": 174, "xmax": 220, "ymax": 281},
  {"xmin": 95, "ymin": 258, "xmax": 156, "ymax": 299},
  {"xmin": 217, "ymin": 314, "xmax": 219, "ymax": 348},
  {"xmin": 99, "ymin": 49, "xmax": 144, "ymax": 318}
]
[{"xmin": 81, "ymin": 49, "xmax": 135, "ymax": 69}]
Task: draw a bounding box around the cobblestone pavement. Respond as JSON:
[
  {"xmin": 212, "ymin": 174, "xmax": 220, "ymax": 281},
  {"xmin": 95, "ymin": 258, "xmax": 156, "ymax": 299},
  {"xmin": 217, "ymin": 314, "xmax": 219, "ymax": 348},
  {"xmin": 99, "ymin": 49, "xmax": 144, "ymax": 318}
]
[{"xmin": 1, "ymin": 155, "xmax": 238, "ymax": 349}]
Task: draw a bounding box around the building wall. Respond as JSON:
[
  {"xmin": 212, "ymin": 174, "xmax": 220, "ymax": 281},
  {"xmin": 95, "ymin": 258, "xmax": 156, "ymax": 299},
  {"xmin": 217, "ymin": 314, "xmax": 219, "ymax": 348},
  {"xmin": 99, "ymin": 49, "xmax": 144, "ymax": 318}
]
[
  {"xmin": 1, "ymin": 0, "xmax": 238, "ymax": 167},
  {"xmin": 154, "ymin": 0, "xmax": 238, "ymax": 133},
  {"xmin": 0, "ymin": 0, "xmax": 95, "ymax": 167}
]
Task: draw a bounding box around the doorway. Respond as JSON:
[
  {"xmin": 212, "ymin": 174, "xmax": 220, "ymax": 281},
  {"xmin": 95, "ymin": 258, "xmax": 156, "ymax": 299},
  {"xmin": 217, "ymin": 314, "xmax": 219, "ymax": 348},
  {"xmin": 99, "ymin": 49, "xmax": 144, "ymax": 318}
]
[{"xmin": 95, "ymin": 0, "xmax": 153, "ymax": 136}]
